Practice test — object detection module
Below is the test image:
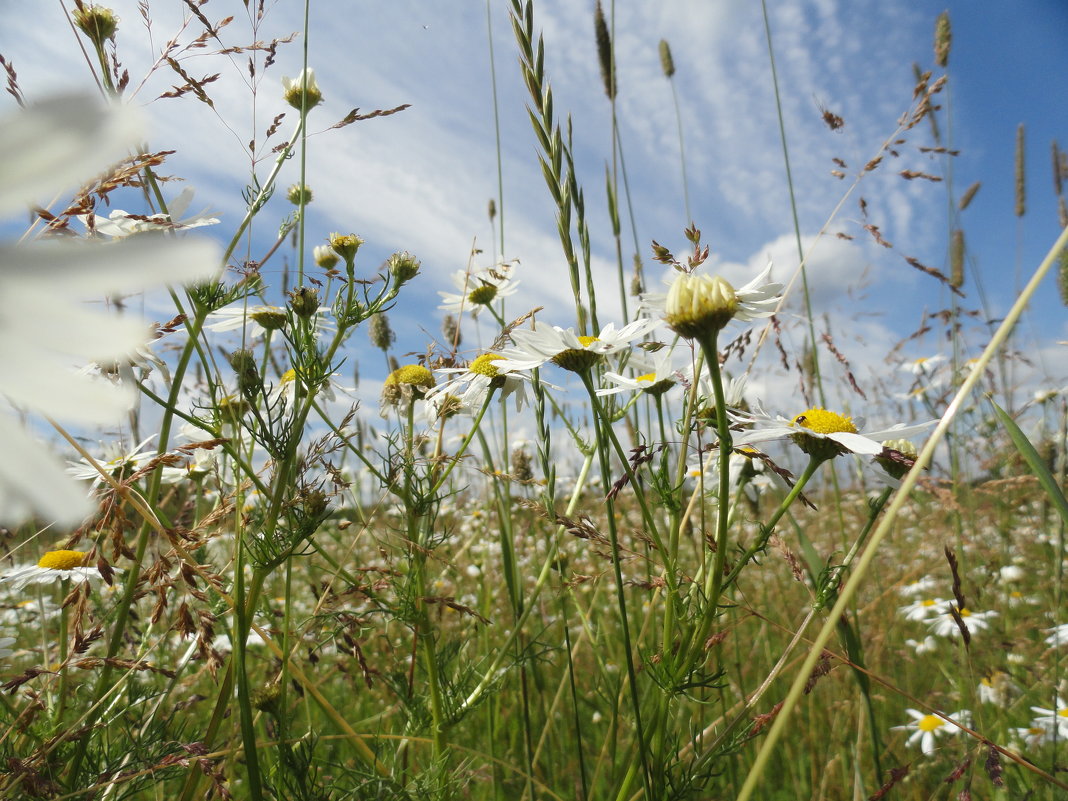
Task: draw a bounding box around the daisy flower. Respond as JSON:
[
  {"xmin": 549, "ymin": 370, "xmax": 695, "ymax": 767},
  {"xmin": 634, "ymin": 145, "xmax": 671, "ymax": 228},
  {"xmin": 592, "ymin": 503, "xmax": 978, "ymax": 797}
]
[
  {"xmin": 0, "ymin": 550, "xmax": 115, "ymax": 590},
  {"xmin": 898, "ymin": 597, "xmax": 951, "ymax": 622},
  {"xmin": 596, "ymin": 349, "xmax": 684, "ymax": 397},
  {"xmin": 427, "ymin": 352, "xmax": 535, "ymax": 416},
  {"xmin": 207, "ymin": 303, "xmax": 330, "ymax": 339},
  {"xmin": 270, "ymin": 366, "xmax": 354, "ymax": 406},
  {"xmin": 905, "ymin": 636, "xmax": 939, "ymax": 655},
  {"xmin": 1011, "ymin": 724, "xmax": 1058, "ymax": 749},
  {"xmin": 438, "ymin": 261, "xmax": 520, "ymax": 317},
  {"xmin": 902, "ymin": 354, "xmax": 946, "ymax": 376},
  {"xmin": 642, "ymin": 261, "xmax": 783, "ymax": 338},
  {"xmin": 1029, "ymin": 697, "xmax": 1068, "ymax": 739},
  {"xmin": 927, "ymin": 606, "xmax": 998, "ymax": 639},
  {"xmin": 282, "ymin": 68, "xmax": 322, "ymax": 111},
  {"xmin": 732, "ymin": 405, "xmax": 934, "ymax": 461},
  {"xmin": 897, "ymin": 576, "xmax": 941, "ymax": 597},
  {"xmin": 495, "ymin": 318, "xmax": 660, "ymax": 374},
  {"xmin": 893, "ymin": 708, "xmax": 970, "ymax": 754},
  {"xmin": 67, "ymin": 436, "xmax": 158, "ymax": 490},
  {"xmin": 977, "ymin": 671, "xmax": 1019, "ymax": 707},
  {"xmin": 77, "ymin": 186, "xmax": 219, "ymax": 237},
  {"xmin": 0, "ymin": 94, "xmax": 217, "ymax": 526}
]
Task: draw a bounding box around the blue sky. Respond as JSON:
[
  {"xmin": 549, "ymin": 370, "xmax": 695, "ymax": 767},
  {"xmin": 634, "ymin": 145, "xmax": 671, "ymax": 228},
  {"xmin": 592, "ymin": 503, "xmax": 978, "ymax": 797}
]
[{"xmin": 4, "ymin": 0, "xmax": 1067, "ymax": 416}]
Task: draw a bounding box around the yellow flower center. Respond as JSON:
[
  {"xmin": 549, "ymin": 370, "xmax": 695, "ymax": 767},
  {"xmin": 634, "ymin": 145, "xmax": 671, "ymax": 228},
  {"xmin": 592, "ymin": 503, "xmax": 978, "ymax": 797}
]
[
  {"xmin": 577, "ymin": 335, "xmax": 599, "ymax": 347},
  {"xmin": 385, "ymin": 365, "xmax": 435, "ymax": 388},
  {"xmin": 922, "ymin": 599, "xmax": 937, "ymax": 607},
  {"xmin": 918, "ymin": 714, "xmax": 944, "ymax": 733},
  {"xmin": 959, "ymin": 608, "xmax": 971, "ymax": 617},
  {"xmin": 469, "ymin": 353, "xmax": 503, "ymax": 378},
  {"xmin": 37, "ymin": 550, "xmax": 90, "ymax": 571},
  {"xmin": 790, "ymin": 407, "xmax": 857, "ymax": 435},
  {"xmin": 250, "ymin": 307, "xmax": 288, "ymax": 331},
  {"xmin": 467, "ymin": 285, "xmax": 498, "ymax": 306},
  {"xmin": 636, "ymin": 372, "xmax": 655, "ymax": 383},
  {"xmin": 1059, "ymin": 708, "xmax": 1068, "ymax": 718}
]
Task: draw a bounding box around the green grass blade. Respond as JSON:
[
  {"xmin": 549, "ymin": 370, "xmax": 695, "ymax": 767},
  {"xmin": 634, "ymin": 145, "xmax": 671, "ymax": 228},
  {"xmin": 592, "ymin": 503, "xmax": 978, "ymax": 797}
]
[{"xmin": 989, "ymin": 396, "xmax": 1068, "ymax": 526}]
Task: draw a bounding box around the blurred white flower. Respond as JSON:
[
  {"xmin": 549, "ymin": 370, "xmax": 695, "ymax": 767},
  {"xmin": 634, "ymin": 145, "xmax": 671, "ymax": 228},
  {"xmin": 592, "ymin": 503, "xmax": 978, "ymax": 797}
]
[
  {"xmin": 66, "ymin": 436, "xmax": 157, "ymax": 490},
  {"xmin": 927, "ymin": 606, "xmax": 998, "ymax": 639},
  {"xmin": 77, "ymin": 187, "xmax": 219, "ymax": 237},
  {"xmin": 899, "ymin": 597, "xmax": 951, "ymax": 622},
  {"xmin": 1044, "ymin": 623, "xmax": 1068, "ymax": 647},
  {"xmin": 977, "ymin": 671, "xmax": 1020, "ymax": 707},
  {"xmin": 904, "ymin": 636, "xmax": 939, "ymax": 655},
  {"xmin": 0, "ymin": 95, "xmax": 218, "ymax": 526},
  {"xmin": 897, "ymin": 576, "xmax": 941, "ymax": 597},
  {"xmin": 1030, "ymin": 697, "xmax": 1068, "ymax": 740}
]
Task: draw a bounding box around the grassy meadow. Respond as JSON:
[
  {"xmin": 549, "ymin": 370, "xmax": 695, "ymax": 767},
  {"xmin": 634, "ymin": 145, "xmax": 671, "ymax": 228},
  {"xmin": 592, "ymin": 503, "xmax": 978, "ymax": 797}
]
[{"xmin": 1, "ymin": 2, "xmax": 1067, "ymax": 800}]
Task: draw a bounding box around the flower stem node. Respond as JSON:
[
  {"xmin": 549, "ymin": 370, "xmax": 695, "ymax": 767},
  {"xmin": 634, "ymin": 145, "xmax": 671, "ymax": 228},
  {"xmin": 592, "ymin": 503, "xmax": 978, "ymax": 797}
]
[
  {"xmin": 282, "ymin": 68, "xmax": 323, "ymax": 112},
  {"xmin": 790, "ymin": 407, "xmax": 857, "ymax": 460},
  {"xmin": 664, "ymin": 273, "xmax": 738, "ymax": 338},
  {"xmin": 73, "ymin": 5, "xmax": 119, "ymax": 46}
]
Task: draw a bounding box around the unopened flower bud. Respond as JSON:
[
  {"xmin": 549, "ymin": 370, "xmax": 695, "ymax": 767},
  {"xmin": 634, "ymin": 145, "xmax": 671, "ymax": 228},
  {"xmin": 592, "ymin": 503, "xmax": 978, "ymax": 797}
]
[
  {"xmin": 387, "ymin": 251, "xmax": 420, "ymax": 284},
  {"xmin": 288, "ymin": 286, "xmax": 319, "ymax": 318},
  {"xmin": 287, "ymin": 183, "xmax": 313, "ymax": 205},
  {"xmin": 314, "ymin": 244, "xmax": 339, "ymax": 270},
  {"xmin": 229, "ymin": 349, "xmax": 261, "ymax": 396},
  {"xmin": 74, "ymin": 4, "xmax": 119, "ymax": 46}
]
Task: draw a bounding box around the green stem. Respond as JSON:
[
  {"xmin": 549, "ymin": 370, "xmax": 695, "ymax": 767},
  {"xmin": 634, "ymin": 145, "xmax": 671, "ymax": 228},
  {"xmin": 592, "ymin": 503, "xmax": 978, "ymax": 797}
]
[{"xmin": 579, "ymin": 371, "xmax": 652, "ymax": 799}]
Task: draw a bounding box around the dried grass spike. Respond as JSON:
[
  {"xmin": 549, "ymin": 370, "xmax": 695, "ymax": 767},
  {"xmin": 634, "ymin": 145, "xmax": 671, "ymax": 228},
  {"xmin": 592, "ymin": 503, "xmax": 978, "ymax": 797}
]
[
  {"xmin": 934, "ymin": 11, "xmax": 951, "ymax": 68},
  {"xmin": 958, "ymin": 181, "xmax": 980, "ymax": 211},
  {"xmin": 659, "ymin": 39, "xmax": 675, "ymax": 78},
  {"xmin": 1015, "ymin": 123, "xmax": 1026, "ymax": 217},
  {"xmin": 594, "ymin": 1, "xmax": 615, "ymax": 100},
  {"xmin": 950, "ymin": 229, "xmax": 965, "ymax": 288}
]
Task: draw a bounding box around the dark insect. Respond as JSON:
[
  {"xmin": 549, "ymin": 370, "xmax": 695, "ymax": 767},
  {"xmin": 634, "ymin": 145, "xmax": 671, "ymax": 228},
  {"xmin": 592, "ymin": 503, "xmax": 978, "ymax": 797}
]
[{"xmin": 817, "ymin": 100, "xmax": 844, "ymax": 131}]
